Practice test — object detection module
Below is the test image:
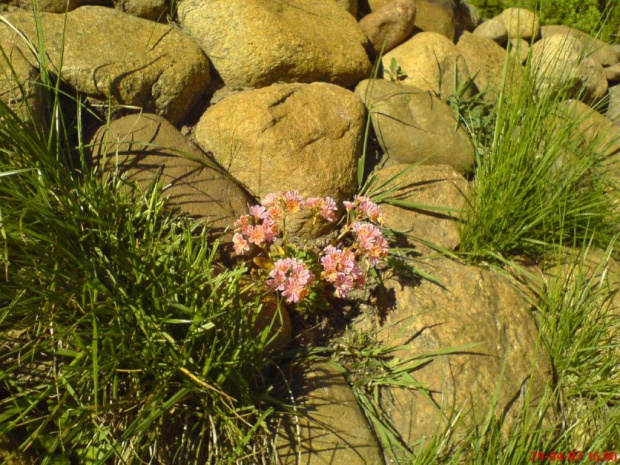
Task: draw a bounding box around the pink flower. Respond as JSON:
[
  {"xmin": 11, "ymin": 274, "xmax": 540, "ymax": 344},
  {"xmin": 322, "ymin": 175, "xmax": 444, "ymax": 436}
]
[
  {"xmin": 245, "ymin": 224, "xmax": 266, "ymax": 246},
  {"xmin": 233, "ymin": 233, "xmax": 250, "ymax": 255},
  {"xmin": 350, "ymin": 222, "xmax": 388, "ymax": 266},
  {"xmin": 320, "ymin": 246, "xmax": 366, "ymax": 298},
  {"xmin": 249, "ymin": 205, "xmax": 269, "ymax": 221},
  {"xmin": 282, "ymin": 191, "xmax": 304, "ymax": 213},
  {"xmin": 305, "ymin": 197, "xmax": 338, "ymax": 222},
  {"xmin": 345, "ymin": 195, "xmax": 385, "ymax": 225},
  {"xmin": 266, "ymin": 258, "xmax": 315, "ymax": 304}
]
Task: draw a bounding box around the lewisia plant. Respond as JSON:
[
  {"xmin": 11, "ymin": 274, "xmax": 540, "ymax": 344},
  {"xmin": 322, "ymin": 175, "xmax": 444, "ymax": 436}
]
[{"xmin": 232, "ymin": 191, "xmax": 388, "ymax": 305}]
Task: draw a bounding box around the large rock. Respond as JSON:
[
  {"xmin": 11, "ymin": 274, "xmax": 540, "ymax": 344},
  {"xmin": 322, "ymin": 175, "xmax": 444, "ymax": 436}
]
[
  {"xmin": 112, "ymin": 0, "xmax": 168, "ymax": 20},
  {"xmin": 508, "ymin": 38, "xmax": 530, "ymax": 64},
  {"xmin": 178, "ymin": 0, "xmax": 372, "ymax": 89},
  {"xmin": 0, "ymin": 7, "xmax": 209, "ymax": 125},
  {"xmin": 334, "ymin": 0, "xmax": 358, "ymax": 16},
  {"xmin": 0, "ymin": 41, "xmax": 45, "ymax": 130},
  {"xmin": 473, "ymin": 19, "xmax": 508, "ymax": 45},
  {"xmin": 90, "ymin": 113, "xmax": 252, "ymax": 240},
  {"xmin": 194, "ymin": 83, "xmax": 364, "ymax": 238},
  {"xmin": 607, "ymin": 85, "xmax": 620, "ymax": 126},
  {"xmin": 541, "ymin": 25, "xmax": 619, "ymax": 68},
  {"xmin": 549, "ymin": 100, "xmax": 620, "ymax": 184},
  {"xmin": 275, "ymin": 362, "xmax": 383, "ymax": 465},
  {"xmin": 457, "ymin": 31, "xmax": 522, "ymax": 103},
  {"xmin": 359, "ymin": 0, "xmax": 416, "ymax": 55},
  {"xmin": 454, "ymin": 0, "xmax": 481, "ymax": 34},
  {"xmin": 372, "ymin": 164, "xmax": 468, "ymax": 253},
  {"xmin": 531, "ymin": 34, "xmax": 608, "ymax": 104},
  {"xmin": 605, "ymin": 63, "xmax": 620, "ymax": 83},
  {"xmin": 11, "ymin": 0, "xmax": 90, "ymax": 13},
  {"xmin": 494, "ymin": 7, "xmax": 540, "ymax": 40},
  {"xmin": 371, "ymin": 0, "xmax": 456, "ymax": 39},
  {"xmin": 355, "ymin": 79, "xmax": 475, "ymax": 173},
  {"xmin": 372, "ymin": 258, "xmax": 554, "ymax": 448},
  {"xmin": 382, "ymin": 32, "xmax": 473, "ymax": 101}
]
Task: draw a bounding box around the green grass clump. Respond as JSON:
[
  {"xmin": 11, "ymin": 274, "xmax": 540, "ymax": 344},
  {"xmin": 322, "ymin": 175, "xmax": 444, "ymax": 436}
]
[
  {"xmin": 457, "ymin": 65, "xmax": 620, "ymax": 262},
  {"xmin": 0, "ymin": 99, "xmax": 276, "ymax": 463}
]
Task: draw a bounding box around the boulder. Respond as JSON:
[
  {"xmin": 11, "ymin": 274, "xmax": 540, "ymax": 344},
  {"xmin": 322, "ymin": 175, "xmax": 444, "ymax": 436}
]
[
  {"xmin": 607, "ymin": 85, "xmax": 620, "ymax": 126},
  {"xmin": 178, "ymin": 0, "xmax": 372, "ymax": 89},
  {"xmin": 372, "ymin": 164, "xmax": 468, "ymax": 253},
  {"xmin": 112, "ymin": 0, "xmax": 168, "ymax": 20},
  {"xmin": 549, "ymin": 100, "xmax": 620, "ymax": 184},
  {"xmin": 90, "ymin": 113, "xmax": 252, "ymax": 240},
  {"xmin": 275, "ymin": 362, "xmax": 383, "ymax": 465},
  {"xmin": 541, "ymin": 25, "xmax": 619, "ymax": 68},
  {"xmin": 373, "ymin": 258, "xmax": 554, "ymax": 448},
  {"xmin": 454, "ymin": 1, "xmax": 481, "ymax": 34},
  {"xmin": 494, "ymin": 7, "xmax": 540, "ymax": 40},
  {"xmin": 473, "ymin": 19, "xmax": 508, "ymax": 45},
  {"xmin": 457, "ymin": 31, "xmax": 522, "ymax": 103},
  {"xmin": 531, "ymin": 34, "xmax": 607, "ymax": 104},
  {"xmin": 355, "ymin": 79, "xmax": 475, "ymax": 173},
  {"xmin": 0, "ymin": 7, "xmax": 210, "ymax": 125},
  {"xmin": 412, "ymin": 0, "xmax": 457, "ymax": 41},
  {"xmin": 382, "ymin": 32, "xmax": 473, "ymax": 101},
  {"xmin": 0, "ymin": 41, "xmax": 45, "ymax": 130},
  {"xmin": 334, "ymin": 0, "xmax": 358, "ymax": 16},
  {"xmin": 605, "ymin": 63, "xmax": 620, "ymax": 82},
  {"xmin": 359, "ymin": 0, "xmax": 416, "ymax": 55},
  {"xmin": 507, "ymin": 38, "xmax": 530, "ymax": 64},
  {"xmin": 12, "ymin": 0, "xmax": 90, "ymax": 13},
  {"xmin": 194, "ymin": 83, "xmax": 364, "ymax": 238}
]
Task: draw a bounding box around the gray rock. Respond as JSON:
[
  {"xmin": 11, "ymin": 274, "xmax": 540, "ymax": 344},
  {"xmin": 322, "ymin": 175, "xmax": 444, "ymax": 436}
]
[
  {"xmin": 194, "ymin": 83, "xmax": 365, "ymax": 238},
  {"xmin": 473, "ymin": 19, "xmax": 508, "ymax": 45},
  {"xmin": 178, "ymin": 0, "xmax": 372, "ymax": 89},
  {"xmin": 275, "ymin": 362, "xmax": 383, "ymax": 465},
  {"xmin": 0, "ymin": 7, "xmax": 210, "ymax": 125},
  {"xmin": 355, "ymin": 79, "xmax": 475, "ymax": 174}
]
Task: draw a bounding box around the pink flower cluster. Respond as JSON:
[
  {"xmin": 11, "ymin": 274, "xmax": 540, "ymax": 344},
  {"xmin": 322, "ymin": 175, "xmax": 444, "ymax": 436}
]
[
  {"xmin": 350, "ymin": 222, "xmax": 389, "ymax": 267},
  {"xmin": 344, "ymin": 195, "xmax": 385, "ymax": 225},
  {"xmin": 266, "ymin": 258, "xmax": 314, "ymax": 303},
  {"xmin": 321, "ymin": 246, "xmax": 365, "ymax": 298},
  {"xmin": 232, "ymin": 205, "xmax": 279, "ymax": 255}
]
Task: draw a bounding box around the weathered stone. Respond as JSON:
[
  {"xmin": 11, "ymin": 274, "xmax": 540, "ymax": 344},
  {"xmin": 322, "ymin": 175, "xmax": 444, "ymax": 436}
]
[
  {"xmin": 355, "ymin": 79, "xmax": 475, "ymax": 173},
  {"xmin": 0, "ymin": 7, "xmax": 210, "ymax": 125},
  {"xmin": 0, "ymin": 41, "xmax": 45, "ymax": 130},
  {"xmin": 413, "ymin": 0, "xmax": 457, "ymax": 41},
  {"xmin": 508, "ymin": 37, "xmax": 530, "ymax": 64},
  {"xmin": 541, "ymin": 25, "xmax": 619, "ymax": 68},
  {"xmin": 275, "ymin": 362, "xmax": 383, "ymax": 465},
  {"xmin": 454, "ymin": 0, "xmax": 481, "ymax": 33},
  {"xmin": 457, "ymin": 31, "xmax": 522, "ymax": 103},
  {"xmin": 194, "ymin": 83, "xmax": 364, "ymax": 238},
  {"xmin": 531, "ymin": 34, "xmax": 608, "ymax": 104},
  {"xmin": 13, "ymin": 0, "xmax": 90, "ymax": 13},
  {"xmin": 359, "ymin": 0, "xmax": 416, "ymax": 54},
  {"xmin": 372, "ymin": 258, "xmax": 554, "ymax": 449},
  {"xmin": 605, "ymin": 63, "xmax": 620, "ymax": 82},
  {"xmin": 549, "ymin": 100, "xmax": 620, "ymax": 184},
  {"xmin": 473, "ymin": 19, "xmax": 508, "ymax": 45},
  {"xmin": 90, "ymin": 114, "xmax": 252, "ymax": 240},
  {"xmin": 334, "ymin": 0, "xmax": 358, "ymax": 16},
  {"xmin": 178, "ymin": 0, "xmax": 372, "ymax": 89},
  {"xmin": 112, "ymin": 0, "xmax": 167, "ymax": 20},
  {"xmin": 372, "ymin": 164, "xmax": 468, "ymax": 253},
  {"xmin": 494, "ymin": 7, "xmax": 540, "ymax": 40},
  {"xmin": 382, "ymin": 32, "xmax": 473, "ymax": 101},
  {"xmin": 607, "ymin": 85, "xmax": 620, "ymax": 126}
]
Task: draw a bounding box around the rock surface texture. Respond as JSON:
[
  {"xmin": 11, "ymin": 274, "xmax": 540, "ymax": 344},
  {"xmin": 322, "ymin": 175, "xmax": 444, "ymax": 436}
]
[
  {"xmin": 178, "ymin": 0, "xmax": 373, "ymax": 89},
  {"xmin": 373, "ymin": 258, "xmax": 554, "ymax": 450},
  {"xmin": 91, "ymin": 114, "xmax": 251, "ymax": 239},
  {"xmin": 0, "ymin": 7, "xmax": 210, "ymax": 124},
  {"xmin": 359, "ymin": 0, "xmax": 417, "ymax": 55},
  {"xmin": 373, "ymin": 164, "xmax": 468, "ymax": 253},
  {"xmin": 195, "ymin": 83, "xmax": 365, "ymax": 237},
  {"xmin": 356, "ymin": 79, "xmax": 475, "ymax": 173}
]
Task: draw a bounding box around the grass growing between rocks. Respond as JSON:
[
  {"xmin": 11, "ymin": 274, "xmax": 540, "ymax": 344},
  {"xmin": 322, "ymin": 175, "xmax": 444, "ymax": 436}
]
[{"xmin": 0, "ymin": 94, "xmax": 278, "ymax": 463}]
